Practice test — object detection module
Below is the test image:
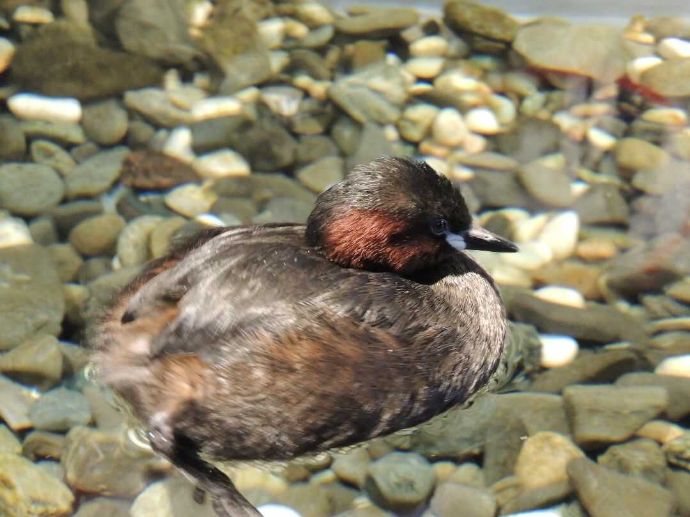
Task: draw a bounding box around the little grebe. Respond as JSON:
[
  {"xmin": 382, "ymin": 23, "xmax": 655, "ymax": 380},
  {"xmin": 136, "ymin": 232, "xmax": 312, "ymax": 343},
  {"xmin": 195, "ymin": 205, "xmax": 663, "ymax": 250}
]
[{"xmin": 92, "ymin": 157, "xmax": 517, "ymax": 515}]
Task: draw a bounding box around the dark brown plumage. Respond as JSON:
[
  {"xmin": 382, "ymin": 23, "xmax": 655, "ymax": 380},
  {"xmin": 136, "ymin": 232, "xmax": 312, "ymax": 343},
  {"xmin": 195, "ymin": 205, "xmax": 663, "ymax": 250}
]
[{"xmin": 92, "ymin": 157, "xmax": 517, "ymax": 515}]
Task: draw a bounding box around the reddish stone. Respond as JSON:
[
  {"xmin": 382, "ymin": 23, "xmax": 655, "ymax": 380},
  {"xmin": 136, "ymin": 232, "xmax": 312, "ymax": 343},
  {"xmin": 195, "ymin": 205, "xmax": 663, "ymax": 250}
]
[{"xmin": 121, "ymin": 150, "xmax": 199, "ymax": 191}]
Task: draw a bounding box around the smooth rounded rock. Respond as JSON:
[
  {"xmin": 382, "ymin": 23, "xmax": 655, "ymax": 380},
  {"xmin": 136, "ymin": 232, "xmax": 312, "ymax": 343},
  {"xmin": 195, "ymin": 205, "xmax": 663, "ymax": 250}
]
[
  {"xmin": 8, "ymin": 93, "xmax": 81, "ymax": 124},
  {"xmin": 366, "ymin": 452, "xmax": 435, "ymax": 511},
  {"xmin": 539, "ymin": 335, "xmax": 579, "ymax": 369},
  {"xmin": 537, "ymin": 212, "xmax": 579, "ymax": 261},
  {"xmin": 69, "ymin": 214, "xmax": 126, "ymax": 257},
  {"xmin": 82, "ymin": 100, "xmax": 129, "ymax": 145},
  {"xmin": 0, "ymin": 163, "xmax": 64, "ymax": 216},
  {"xmin": 29, "ymin": 387, "xmax": 91, "ymax": 432}
]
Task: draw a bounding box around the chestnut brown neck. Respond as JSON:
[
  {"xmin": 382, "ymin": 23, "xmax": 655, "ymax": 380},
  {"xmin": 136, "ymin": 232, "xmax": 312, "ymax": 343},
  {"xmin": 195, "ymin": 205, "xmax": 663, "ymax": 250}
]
[{"xmin": 310, "ymin": 209, "xmax": 444, "ymax": 275}]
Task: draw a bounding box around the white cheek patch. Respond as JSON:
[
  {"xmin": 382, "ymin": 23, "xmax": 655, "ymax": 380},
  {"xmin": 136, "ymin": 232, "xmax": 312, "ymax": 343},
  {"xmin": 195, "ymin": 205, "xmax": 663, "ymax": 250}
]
[{"xmin": 446, "ymin": 233, "xmax": 466, "ymax": 251}]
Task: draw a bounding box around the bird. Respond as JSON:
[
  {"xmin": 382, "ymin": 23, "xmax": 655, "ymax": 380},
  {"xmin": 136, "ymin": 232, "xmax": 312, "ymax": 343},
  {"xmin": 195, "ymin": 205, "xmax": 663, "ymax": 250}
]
[{"xmin": 91, "ymin": 156, "xmax": 517, "ymax": 515}]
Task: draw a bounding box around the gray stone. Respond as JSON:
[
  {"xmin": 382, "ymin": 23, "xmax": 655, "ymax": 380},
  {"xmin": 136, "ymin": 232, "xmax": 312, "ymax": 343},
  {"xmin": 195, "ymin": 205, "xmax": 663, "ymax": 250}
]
[
  {"xmin": 0, "ymin": 452, "xmax": 74, "ymax": 516},
  {"xmin": 73, "ymin": 497, "xmax": 130, "ymax": 517},
  {"xmin": 296, "ymin": 135, "xmax": 339, "ymax": 165},
  {"xmin": 115, "ymin": 0, "xmax": 200, "ymax": 66},
  {"xmin": 335, "ymin": 7, "xmax": 418, "ymax": 37},
  {"xmin": 668, "ymin": 469, "xmax": 690, "ymax": 517},
  {"xmin": 29, "ymin": 387, "xmax": 91, "ymax": 431},
  {"xmin": 0, "ymin": 163, "xmax": 64, "ymax": 216},
  {"xmin": 149, "ymin": 216, "xmax": 187, "ymax": 258},
  {"xmin": 123, "ymin": 88, "xmax": 193, "ymax": 128},
  {"xmin": 223, "ymin": 114, "xmax": 297, "ymax": 171},
  {"xmin": 568, "ymin": 457, "xmax": 673, "ymax": 517},
  {"xmin": 64, "ymin": 147, "xmax": 128, "ymax": 198},
  {"xmin": 30, "ymin": 139, "xmax": 76, "ymax": 176},
  {"xmin": 0, "ymin": 244, "xmax": 64, "ymax": 350},
  {"xmin": 430, "ymin": 482, "xmax": 496, "ymax": 517},
  {"xmin": 530, "ymin": 349, "xmax": 640, "ymax": 393},
  {"xmin": 69, "ymin": 214, "xmax": 126, "ymax": 257},
  {"xmin": 62, "ymin": 426, "xmax": 164, "ymax": 497},
  {"xmin": 29, "ymin": 217, "xmax": 58, "ymax": 246},
  {"xmin": 23, "ymin": 430, "xmax": 67, "ymax": 461},
  {"xmin": 296, "ymin": 156, "xmax": 344, "ymax": 193},
  {"xmin": 518, "ymin": 159, "xmax": 574, "ymax": 208},
  {"xmin": 50, "ymin": 200, "xmax": 103, "ymax": 238},
  {"xmin": 19, "ymin": 120, "xmax": 86, "ymax": 145},
  {"xmin": 347, "ymin": 122, "xmax": 394, "ymax": 170},
  {"xmin": 470, "ymin": 171, "xmax": 531, "ymax": 209},
  {"xmin": 332, "ymin": 447, "xmax": 370, "ymax": 488},
  {"xmin": 0, "ymin": 375, "xmax": 36, "ymax": 431},
  {"xmin": 664, "ymin": 432, "xmax": 690, "ymax": 470},
  {"xmin": 253, "ymin": 197, "xmax": 313, "ymax": 224},
  {"xmin": 82, "ymin": 100, "xmax": 129, "ymax": 146},
  {"xmin": 507, "ymin": 291, "xmax": 646, "ymax": 344},
  {"xmin": 616, "ymin": 372, "xmax": 690, "ymax": 421},
  {"xmin": 0, "ymin": 334, "xmax": 63, "ymax": 389},
  {"xmin": 0, "ymin": 115, "xmax": 26, "ymax": 160},
  {"xmin": 563, "ymin": 385, "xmax": 668, "ymax": 448},
  {"xmin": 573, "ymin": 185, "xmax": 630, "ymax": 225},
  {"xmin": 329, "ymin": 82, "xmax": 401, "ymax": 125},
  {"xmin": 274, "ymin": 483, "xmax": 332, "ymax": 516},
  {"xmin": 666, "ymin": 277, "xmax": 690, "ymax": 304},
  {"xmin": 614, "ymin": 137, "xmax": 669, "ymax": 171},
  {"xmin": 640, "ymin": 58, "xmax": 690, "ymax": 98},
  {"xmin": 0, "ymin": 425, "xmax": 20, "ymax": 454},
  {"xmin": 130, "ymin": 476, "xmax": 214, "ymax": 517},
  {"xmin": 366, "ymin": 452, "xmax": 435, "ymax": 511},
  {"xmin": 11, "ymin": 20, "xmax": 162, "ymax": 100},
  {"xmin": 515, "ymin": 431, "xmax": 584, "ymax": 490},
  {"xmin": 514, "ymin": 22, "xmax": 629, "ymax": 82},
  {"xmin": 116, "ymin": 215, "xmax": 164, "ymax": 267},
  {"xmin": 48, "ymin": 243, "xmax": 83, "ymax": 282},
  {"xmin": 597, "ymin": 439, "xmax": 667, "ymax": 485},
  {"xmin": 331, "ymin": 116, "xmax": 361, "ymax": 157}
]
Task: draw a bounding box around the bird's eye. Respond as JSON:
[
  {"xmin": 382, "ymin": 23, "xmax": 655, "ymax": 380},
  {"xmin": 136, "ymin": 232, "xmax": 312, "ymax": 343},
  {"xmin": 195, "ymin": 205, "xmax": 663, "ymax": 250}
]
[{"xmin": 430, "ymin": 218, "xmax": 449, "ymax": 236}]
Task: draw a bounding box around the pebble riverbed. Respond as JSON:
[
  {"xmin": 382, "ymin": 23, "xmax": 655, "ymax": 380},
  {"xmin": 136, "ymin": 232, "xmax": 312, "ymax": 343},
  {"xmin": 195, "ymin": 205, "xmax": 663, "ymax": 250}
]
[{"xmin": 1, "ymin": 1, "xmax": 690, "ymax": 516}]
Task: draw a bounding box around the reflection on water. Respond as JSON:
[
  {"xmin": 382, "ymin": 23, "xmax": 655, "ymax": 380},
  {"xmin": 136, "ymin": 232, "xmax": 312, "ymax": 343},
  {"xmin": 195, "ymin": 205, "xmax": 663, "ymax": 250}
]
[{"xmin": 0, "ymin": 0, "xmax": 689, "ymax": 516}]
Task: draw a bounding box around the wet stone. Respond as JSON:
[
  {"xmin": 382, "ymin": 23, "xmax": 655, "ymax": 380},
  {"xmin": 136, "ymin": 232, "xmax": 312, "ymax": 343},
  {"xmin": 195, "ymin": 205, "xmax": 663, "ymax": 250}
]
[
  {"xmin": 444, "ymin": 0, "xmax": 518, "ymax": 42},
  {"xmin": 253, "ymin": 197, "xmax": 313, "ymax": 224},
  {"xmin": 614, "ymin": 137, "xmax": 669, "ymax": 171},
  {"xmin": 0, "ymin": 425, "xmax": 21, "ymax": 454},
  {"xmin": 640, "ymin": 58, "xmax": 690, "ymax": 98},
  {"xmin": 0, "ymin": 115, "xmax": 26, "ymax": 160},
  {"xmin": 329, "ymin": 82, "xmax": 401, "ymax": 125},
  {"xmin": 296, "ymin": 156, "xmax": 344, "ymax": 193},
  {"xmin": 514, "ymin": 431, "xmax": 584, "ymax": 491},
  {"xmin": 664, "ymin": 432, "xmax": 690, "ymax": 470},
  {"xmin": 130, "ymin": 476, "xmax": 214, "ymax": 517},
  {"xmin": 0, "ymin": 244, "xmax": 64, "ymax": 350},
  {"xmin": 573, "ymin": 185, "xmax": 630, "ymax": 226},
  {"xmin": 518, "ymin": 158, "xmax": 574, "ymax": 208},
  {"xmin": 0, "ymin": 163, "xmax": 64, "ymax": 217},
  {"xmin": 335, "ymin": 7, "xmax": 418, "ymax": 37},
  {"xmin": 121, "ymin": 150, "xmax": 199, "ymax": 191},
  {"xmin": 274, "ymin": 483, "xmax": 332, "ymax": 516},
  {"xmin": 116, "ymin": 215, "xmax": 164, "ymax": 267},
  {"xmin": 81, "ymin": 99, "xmax": 128, "ymax": 146},
  {"xmin": 11, "ymin": 20, "xmax": 162, "ymax": 100},
  {"xmin": 23, "ymin": 430, "xmax": 67, "ymax": 461},
  {"xmin": 563, "ymin": 385, "xmax": 668, "ymax": 448},
  {"xmin": 64, "ymin": 147, "xmax": 128, "ymax": 198},
  {"xmin": 616, "ymin": 372, "xmax": 690, "ymax": 421},
  {"xmin": 568, "ymin": 457, "xmax": 673, "ymax": 517},
  {"xmin": 30, "ymin": 139, "xmax": 76, "ymax": 176},
  {"xmin": 0, "ymin": 334, "xmax": 63, "ymax": 389},
  {"xmin": 20, "ymin": 120, "xmax": 86, "ymax": 145},
  {"xmin": 48, "ymin": 243, "xmax": 83, "ymax": 282},
  {"xmin": 29, "ymin": 387, "xmax": 91, "ymax": 432},
  {"xmin": 347, "ymin": 122, "xmax": 394, "ymax": 170},
  {"xmin": 430, "ymin": 483, "xmax": 496, "ymax": 517},
  {"xmin": 332, "ymin": 447, "xmax": 370, "ymax": 488},
  {"xmin": 69, "ymin": 214, "xmax": 126, "ymax": 257},
  {"xmin": 0, "ymin": 452, "xmax": 74, "ymax": 516},
  {"xmin": 62, "ymin": 426, "xmax": 164, "ymax": 497},
  {"xmin": 73, "ymin": 497, "xmax": 131, "ymax": 517},
  {"xmin": 366, "ymin": 452, "xmax": 435, "ymax": 511},
  {"xmin": 597, "ymin": 438, "xmax": 667, "ymax": 485}
]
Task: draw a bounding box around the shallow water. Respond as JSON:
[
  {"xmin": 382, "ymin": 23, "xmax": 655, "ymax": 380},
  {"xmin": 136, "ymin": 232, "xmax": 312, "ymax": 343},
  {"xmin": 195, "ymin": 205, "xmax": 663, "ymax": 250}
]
[{"xmin": 0, "ymin": 1, "xmax": 690, "ymax": 516}]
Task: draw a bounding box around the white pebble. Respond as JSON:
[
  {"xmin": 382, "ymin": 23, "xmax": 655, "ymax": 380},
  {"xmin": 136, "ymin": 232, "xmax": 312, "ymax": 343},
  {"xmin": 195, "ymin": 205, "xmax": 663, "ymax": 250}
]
[
  {"xmin": 285, "ymin": 18, "xmax": 309, "ymax": 39},
  {"xmin": 535, "ymin": 286, "xmax": 586, "ymax": 308},
  {"xmin": 501, "ymin": 241, "xmax": 553, "ymax": 271},
  {"xmin": 539, "ymin": 334, "xmax": 579, "ymax": 368},
  {"xmin": 0, "ymin": 214, "xmax": 33, "ymax": 249},
  {"xmin": 626, "ymin": 56, "xmax": 663, "ymax": 83},
  {"xmin": 0, "ymin": 37, "xmax": 15, "ymax": 74},
  {"xmin": 189, "ymin": 0, "xmax": 213, "ymax": 28},
  {"xmin": 163, "ymin": 127, "xmax": 195, "ymax": 163},
  {"xmin": 570, "ymin": 181, "xmax": 590, "ymax": 199},
  {"xmin": 8, "ymin": 93, "xmax": 81, "ymax": 123},
  {"xmin": 269, "ymin": 50, "xmax": 290, "ymax": 74},
  {"xmin": 404, "ymin": 57, "xmax": 445, "ymax": 79},
  {"xmin": 260, "ymin": 86, "xmax": 304, "ymax": 117},
  {"xmin": 295, "ymin": 3, "xmax": 334, "ymax": 26},
  {"xmin": 434, "ymin": 71, "xmax": 484, "ymax": 93},
  {"xmin": 258, "ymin": 504, "xmax": 301, "ymax": 517},
  {"xmin": 514, "ymin": 213, "xmax": 549, "ymax": 243},
  {"xmin": 409, "ymin": 35, "xmax": 449, "ymax": 57},
  {"xmin": 641, "ymin": 108, "xmax": 688, "ymax": 126},
  {"xmin": 538, "ymin": 211, "xmax": 580, "ymax": 261},
  {"xmin": 586, "ymin": 127, "xmax": 617, "ymax": 151},
  {"xmin": 191, "ymin": 97, "xmax": 243, "ymax": 121},
  {"xmin": 164, "ymin": 184, "xmax": 217, "ymax": 217},
  {"xmin": 193, "ymin": 150, "xmax": 250, "ymax": 179},
  {"xmin": 432, "ymin": 108, "xmax": 468, "ymax": 147},
  {"xmin": 655, "ymin": 355, "xmax": 690, "ymax": 378},
  {"xmin": 257, "ymin": 18, "xmax": 286, "ymax": 49},
  {"xmin": 465, "ymin": 107, "xmax": 501, "ymax": 135},
  {"xmin": 503, "ymin": 507, "xmax": 566, "ymax": 517},
  {"xmin": 13, "ymin": 5, "xmax": 54, "ymax": 23},
  {"xmin": 490, "ymin": 264, "xmax": 533, "ymax": 288},
  {"xmin": 657, "ymin": 37, "xmax": 690, "ymax": 59}
]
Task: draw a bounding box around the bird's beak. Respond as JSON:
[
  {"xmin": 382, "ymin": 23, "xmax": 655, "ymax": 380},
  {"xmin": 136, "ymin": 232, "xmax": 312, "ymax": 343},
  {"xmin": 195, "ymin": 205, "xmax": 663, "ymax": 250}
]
[{"xmin": 446, "ymin": 226, "xmax": 518, "ymax": 253}]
